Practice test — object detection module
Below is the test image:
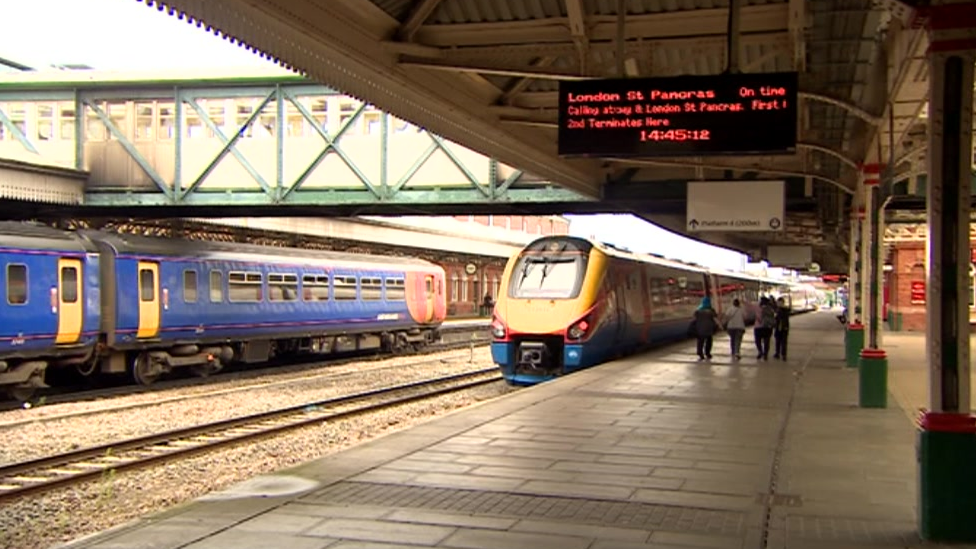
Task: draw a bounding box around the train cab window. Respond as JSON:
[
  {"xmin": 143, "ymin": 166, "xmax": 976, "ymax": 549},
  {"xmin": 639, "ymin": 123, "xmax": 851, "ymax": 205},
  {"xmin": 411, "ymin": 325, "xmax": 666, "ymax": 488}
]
[
  {"xmin": 139, "ymin": 269, "xmax": 155, "ymax": 302},
  {"xmin": 183, "ymin": 270, "xmax": 198, "ymax": 303},
  {"xmin": 361, "ymin": 277, "xmax": 382, "ymax": 301},
  {"xmin": 229, "ymin": 271, "xmax": 263, "ymax": 302},
  {"xmin": 269, "ymin": 273, "xmax": 299, "ymax": 302},
  {"xmin": 6, "ymin": 264, "xmax": 27, "ymax": 305},
  {"xmin": 334, "ymin": 276, "xmax": 357, "ymax": 300},
  {"xmin": 510, "ymin": 254, "xmax": 586, "ymax": 299},
  {"xmin": 302, "ymin": 274, "xmax": 330, "ymax": 301},
  {"xmin": 210, "ymin": 271, "xmax": 224, "ymax": 302},
  {"xmin": 60, "ymin": 266, "xmax": 79, "ymax": 303},
  {"xmin": 386, "ymin": 278, "xmax": 405, "ymax": 301}
]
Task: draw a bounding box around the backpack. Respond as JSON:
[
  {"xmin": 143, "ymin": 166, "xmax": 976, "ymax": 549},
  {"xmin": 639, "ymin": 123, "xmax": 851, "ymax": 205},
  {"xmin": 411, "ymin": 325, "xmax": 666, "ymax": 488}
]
[{"xmin": 760, "ymin": 306, "xmax": 776, "ymax": 329}]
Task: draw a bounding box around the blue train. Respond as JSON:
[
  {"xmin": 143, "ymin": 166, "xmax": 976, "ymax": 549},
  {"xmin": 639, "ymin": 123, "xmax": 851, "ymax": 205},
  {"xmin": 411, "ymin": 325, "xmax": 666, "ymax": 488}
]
[
  {"xmin": 0, "ymin": 222, "xmax": 447, "ymax": 400},
  {"xmin": 491, "ymin": 236, "xmax": 812, "ymax": 385}
]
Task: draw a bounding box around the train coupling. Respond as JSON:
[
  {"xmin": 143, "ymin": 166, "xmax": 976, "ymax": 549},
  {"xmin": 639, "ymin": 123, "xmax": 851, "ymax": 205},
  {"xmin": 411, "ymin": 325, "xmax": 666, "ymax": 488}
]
[{"xmin": 517, "ymin": 342, "xmax": 550, "ymax": 370}]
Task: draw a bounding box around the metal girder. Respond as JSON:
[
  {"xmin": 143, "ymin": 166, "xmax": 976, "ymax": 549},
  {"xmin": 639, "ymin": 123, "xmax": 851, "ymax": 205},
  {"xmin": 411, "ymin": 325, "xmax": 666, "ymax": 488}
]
[
  {"xmin": 390, "ymin": 31, "xmax": 790, "ymax": 62},
  {"xmin": 0, "ymin": 106, "xmax": 38, "ymax": 155},
  {"xmin": 397, "ymin": 0, "xmax": 445, "ymax": 42},
  {"xmin": 413, "ymin": 4, "xmax": 789, "ymax": 47},
  {"xmin": 498, "ymin": 57, "xmax": 557, "ymax": 105}
]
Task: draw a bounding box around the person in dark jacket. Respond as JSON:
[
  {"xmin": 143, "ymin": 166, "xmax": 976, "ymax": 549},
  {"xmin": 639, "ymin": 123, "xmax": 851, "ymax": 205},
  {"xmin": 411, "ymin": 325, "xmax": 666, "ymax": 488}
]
[
  {"xmin": 754, "ymin": 297, "xmax": 776, "ymax": 360},
  {"xmin": 773, "ymin": 297, "xmax": 791, "ymax": 360},
  {"xmin": 693, "ymin": 297, "xmax": 721, "ymax": 360}
]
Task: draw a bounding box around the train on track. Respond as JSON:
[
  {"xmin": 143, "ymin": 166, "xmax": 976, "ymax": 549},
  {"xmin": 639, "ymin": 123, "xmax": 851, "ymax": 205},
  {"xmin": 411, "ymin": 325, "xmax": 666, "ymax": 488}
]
[
  {"xmin": 490, "ymin": 236, "xmax": 818, "ymax": 385},
  {"xmin": 0, "ymin": 222, "xmax": 447, "ymax": 400}
]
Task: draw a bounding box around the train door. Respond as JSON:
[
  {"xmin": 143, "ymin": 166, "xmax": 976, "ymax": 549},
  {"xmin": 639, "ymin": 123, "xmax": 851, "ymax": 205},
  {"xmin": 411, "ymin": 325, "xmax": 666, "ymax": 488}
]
[
  {"xmin": 55, "ymin": 258, "xmax": 83, "ymax": 344},
  {"xmin": 137, "ymin": 262, "xmax": 160, "ymax": 339},
  {"xmin": 424, "ymin": 274, "xmax": 435, "ymax": 323}
]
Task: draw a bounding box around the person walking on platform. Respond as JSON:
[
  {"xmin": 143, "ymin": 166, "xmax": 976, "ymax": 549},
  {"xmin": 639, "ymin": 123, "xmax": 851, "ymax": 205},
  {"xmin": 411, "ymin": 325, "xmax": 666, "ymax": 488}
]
[
  {"xmin": 692, "ymin": 297, "xmax": 721, "ymax": 360},
  {"xmin": 754, "ymin": 297, "xmax": 775, "ymax": 360},
  {"xmin": 723, "ymin": 298, "xmax": 746, "ymax": 360},
  {"xmin": 773, "ymin": 297, "xmax": 791, "ymax": 360}
]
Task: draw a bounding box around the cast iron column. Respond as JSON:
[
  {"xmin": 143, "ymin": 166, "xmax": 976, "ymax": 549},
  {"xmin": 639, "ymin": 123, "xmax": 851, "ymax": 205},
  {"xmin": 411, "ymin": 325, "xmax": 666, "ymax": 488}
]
[{"xmin": 917, "ymin": 1, "xmax": 976, "ymax": 542}]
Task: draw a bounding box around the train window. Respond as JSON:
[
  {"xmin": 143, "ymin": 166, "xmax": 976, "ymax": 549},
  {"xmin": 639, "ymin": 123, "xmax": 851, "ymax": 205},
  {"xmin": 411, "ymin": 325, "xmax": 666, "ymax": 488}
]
[
  {"xmin": 6, "ymin": 264, "xmax": 27, "ymax": 305},
  {"xmin": 59, "ymin": 266, "xmax": 79, "ymax": 304},
  {"xmin": 510, "ymin": 255, "xmax": 584, "ymax": 299},
  {"xmin": 334, "ymin": 276, "xmax": 357, "ymax": 300},
  {"xmin": 139, "ymin": 269, "xmax": 155, "ymax": 302},
  {"xmin": 229, "ymin": 271, "xmax": 262, "ymax": 302},
  {"xmin": 302, "ymin": 274, "xmax": 330, "ymax": 301},
  {"xmin": 386, "ymin": 278, "xmax": 405, "ymax": 301},
  {"xmin": 269, "ymin": 273, "xmax": 299, "ymax": 302},
  {"xmin": 209, "ymin": 271, "xmax": 223, "ymax": 302},
  {"xmin": 183, "ymin": 270, "xmax": 198, "ymax": 303},
  {"xmin": 361, "ymin": 277, "xmax": 382, "ymax": 301}
]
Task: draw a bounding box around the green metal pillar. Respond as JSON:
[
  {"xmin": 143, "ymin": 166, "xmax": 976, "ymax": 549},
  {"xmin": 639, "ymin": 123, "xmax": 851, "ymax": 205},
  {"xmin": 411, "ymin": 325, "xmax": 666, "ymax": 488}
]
[
  {"xmin": 858, "ymin": 348, "xmax": 887, "ymax": 407},
  {"xmin": 845, "ymin": 323, "xmax": 864, "ymax": 368},
  {"xmin": 858, "ymin": 169, "xmax": 886, "ymax": 407},
  {"xmin": 917, "ymin": 9, "xmax": 976, "ymax": 543}
]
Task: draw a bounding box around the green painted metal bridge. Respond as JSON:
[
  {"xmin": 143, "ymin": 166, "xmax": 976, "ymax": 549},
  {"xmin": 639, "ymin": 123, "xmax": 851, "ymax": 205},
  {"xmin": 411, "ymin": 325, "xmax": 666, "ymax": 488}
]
[{"xmin": 0, "ymin": 69, "xmax": 594, "ymax": 216}]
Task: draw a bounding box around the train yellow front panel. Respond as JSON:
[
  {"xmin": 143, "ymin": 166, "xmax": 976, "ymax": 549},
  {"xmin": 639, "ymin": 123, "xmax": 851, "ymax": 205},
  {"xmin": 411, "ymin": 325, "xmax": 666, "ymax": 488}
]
[{"xmin": 497, "ymin": 249, "xmax": 607, "ymax": 335}]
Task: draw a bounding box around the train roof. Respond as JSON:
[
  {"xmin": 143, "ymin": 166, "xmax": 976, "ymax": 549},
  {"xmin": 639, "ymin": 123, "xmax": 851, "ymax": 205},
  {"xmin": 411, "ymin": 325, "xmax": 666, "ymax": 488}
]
[
  {"xmin": 80, "ymin": 230, "xmax": 439, "ymax": 269},
  {"xmin": 0, "ymin": 221, "xmax": 97, "ymax": 253}
]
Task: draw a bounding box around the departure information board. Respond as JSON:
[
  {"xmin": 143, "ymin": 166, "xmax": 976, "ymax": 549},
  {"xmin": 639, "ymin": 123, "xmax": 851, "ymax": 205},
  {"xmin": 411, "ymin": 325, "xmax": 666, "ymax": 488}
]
[{"xmin": 557, "ymin": 72, "xmax": 798, "ymax": 157}]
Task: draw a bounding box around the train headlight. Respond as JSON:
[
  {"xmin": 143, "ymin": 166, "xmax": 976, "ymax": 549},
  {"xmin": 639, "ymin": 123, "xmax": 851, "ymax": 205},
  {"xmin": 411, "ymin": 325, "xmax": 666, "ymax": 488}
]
[
  {"xmin": 490, "ymin": 320, "xmax": 507, "ymax": 339},
  {"xmin": 567, "ymin": 319, "xmax": 589, "ymax": 340}
]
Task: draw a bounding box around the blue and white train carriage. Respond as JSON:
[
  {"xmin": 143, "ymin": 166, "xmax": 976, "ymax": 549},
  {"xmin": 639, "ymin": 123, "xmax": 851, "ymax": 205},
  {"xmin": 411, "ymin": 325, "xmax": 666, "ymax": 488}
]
[{"xmin": 0, "ymin": 222, "xmax": 447, "ymax": 399}]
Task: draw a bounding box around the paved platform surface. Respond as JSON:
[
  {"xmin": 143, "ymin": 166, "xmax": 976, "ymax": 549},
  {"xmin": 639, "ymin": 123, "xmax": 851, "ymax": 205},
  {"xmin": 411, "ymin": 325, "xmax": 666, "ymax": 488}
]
[{"xmin": 61, "ymin": 312, "xmax": 976, "ymax": 549}]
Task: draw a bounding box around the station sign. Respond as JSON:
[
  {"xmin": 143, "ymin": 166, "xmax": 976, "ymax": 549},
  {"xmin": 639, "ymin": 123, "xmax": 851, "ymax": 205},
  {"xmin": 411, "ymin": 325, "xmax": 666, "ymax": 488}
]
[
  {"xmin": 557, "ymin": 72, "xmax": 798, "ymax": 157},
  {"xmin": 686, "ymin": 180, "xmax": 785, "ymax": 232}
]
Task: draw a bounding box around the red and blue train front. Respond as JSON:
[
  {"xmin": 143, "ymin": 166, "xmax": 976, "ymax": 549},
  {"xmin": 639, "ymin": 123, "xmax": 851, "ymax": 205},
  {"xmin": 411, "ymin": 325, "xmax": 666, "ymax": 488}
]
[{"xmin": 491, "ymin": 313, "xmax": 604, "ymax": 385}]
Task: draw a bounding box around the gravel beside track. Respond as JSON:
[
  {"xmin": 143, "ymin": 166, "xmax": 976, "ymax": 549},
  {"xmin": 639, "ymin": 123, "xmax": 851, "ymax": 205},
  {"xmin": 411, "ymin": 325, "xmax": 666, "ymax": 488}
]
[{"xmin": 0, "ymin": 348, "xmax": 514, "ymax": 549}]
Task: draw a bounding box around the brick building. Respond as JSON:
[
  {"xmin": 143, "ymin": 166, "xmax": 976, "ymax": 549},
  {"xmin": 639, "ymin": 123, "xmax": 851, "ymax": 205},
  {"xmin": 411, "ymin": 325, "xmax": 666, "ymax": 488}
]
[{"xmin": 886, "ymin": 240, "xmax": 975, "ymax": 332}]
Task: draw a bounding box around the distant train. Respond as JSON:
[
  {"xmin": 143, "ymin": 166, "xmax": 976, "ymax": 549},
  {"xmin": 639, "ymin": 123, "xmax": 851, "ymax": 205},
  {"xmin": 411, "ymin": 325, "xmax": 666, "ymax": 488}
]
[
  {"xmin": 490, "ymin": 236, "xmax": 816, "ymax": 385},
  {"xmin": 0, "ymin": 222, "xmax": 447, "ymax": 400}
]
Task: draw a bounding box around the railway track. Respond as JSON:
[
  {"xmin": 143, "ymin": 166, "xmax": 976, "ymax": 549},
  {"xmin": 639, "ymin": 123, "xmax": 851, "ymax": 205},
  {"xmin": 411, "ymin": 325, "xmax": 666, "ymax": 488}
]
[
  {"xmin": 0, "ymin": 326, "xmax": 490, "ymax": 411},
  {"xmin": 0, "ymin": 368, "xmax": 502, "ymax": 504}
]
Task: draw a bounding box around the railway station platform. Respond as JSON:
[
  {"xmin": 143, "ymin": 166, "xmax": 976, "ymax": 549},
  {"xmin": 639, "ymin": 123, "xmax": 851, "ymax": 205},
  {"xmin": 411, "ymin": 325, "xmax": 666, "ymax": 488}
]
[{"xmin": 60, "ymin": 312, "xmax": 968, "ymax": 549}]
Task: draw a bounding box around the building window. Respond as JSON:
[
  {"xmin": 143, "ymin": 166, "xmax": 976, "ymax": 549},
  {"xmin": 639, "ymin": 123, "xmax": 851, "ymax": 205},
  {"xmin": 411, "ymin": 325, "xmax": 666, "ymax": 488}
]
[
  {"xmin": 7, "ymin": 103, "xmax": 26, "ymax": 137},
  {"xmin": 135, "ymin": 103, "xmax": 154, "ymax": 140},
  {"xmin": 107, "ymin": 102, "xmax": 126, "ymax": 140},
  {"xmin": 36, "ymin": 104, "xmax": 54, "ymax": 141},
  {"xmin": 268, "ymin": 273, "xmax": 299, "ymax": 301},
  {"xmin": 158, "ymin": 103, "xmax": 175, "ymax": 140},
  {"xmin": 361, "ymin": 277, "xmax": 382, "ymax": 301},
  {"xmin": 209, "ymin": 270, "xmax": 223, "ymax": 302},
  {"xmin": 6, "ymin": 264, "xmax": 27, "ymax": 305},
  {"xmin": 461, "ymin": 275, "xmax": 469, "ymax": 302},
  {"xmin": 302, "ymin": 274, "xmax": 330, "ymax": 301},
  {"xmin": 451, "ymin": 275, "xmax": 459, "ymax": 302},
  {"xmin": 338, "ymin": 101, "xmax": 358, "ymax": 129},
  {"xmin": 139, "ymin": 268, "xmax": 155, "ymax": 302},
  {"xmin": 183, "ymin": 270, "xmax": 198, "ymax": 303},
  {"xmin": 228, "ymin": 271, "xmax": 263, "ymax": 302},
  {"xmin": 59, "ymin": 104, "xmax": 76, "ymax": 140},
  {"xmin": 334, "ymin": 275, "xmax": 357, "ymax": 300},
  {"xmin": 310, "ymin": 98, "xmax": 328, "ymax": 130},
  {"xmin": 385, "ymin": 278, "xmax": 405, "ymax": 301}
]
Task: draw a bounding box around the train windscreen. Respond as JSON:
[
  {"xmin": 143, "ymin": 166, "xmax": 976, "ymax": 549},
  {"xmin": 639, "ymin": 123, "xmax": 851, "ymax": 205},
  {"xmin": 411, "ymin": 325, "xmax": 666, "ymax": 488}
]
[{"xmin": 510, "ymin": 239, "xmax": 589, "ymax": 299}]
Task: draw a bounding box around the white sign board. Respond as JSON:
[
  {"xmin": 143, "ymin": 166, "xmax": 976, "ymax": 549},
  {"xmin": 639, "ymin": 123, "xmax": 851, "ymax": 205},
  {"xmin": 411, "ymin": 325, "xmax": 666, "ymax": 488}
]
[
  {"xmin": 767, "ymin": 245, "xmax": 813, "ymax": 268},
  {"xmin": 686, "ymin": 180, "xmax": 785, "ymax": 232}
]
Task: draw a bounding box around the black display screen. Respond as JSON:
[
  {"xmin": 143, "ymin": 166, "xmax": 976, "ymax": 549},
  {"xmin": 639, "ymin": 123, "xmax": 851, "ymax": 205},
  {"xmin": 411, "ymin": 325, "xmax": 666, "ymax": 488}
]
[{"xmin": 557, "ymin": 72, "xmax": 798, "ymax": 157}]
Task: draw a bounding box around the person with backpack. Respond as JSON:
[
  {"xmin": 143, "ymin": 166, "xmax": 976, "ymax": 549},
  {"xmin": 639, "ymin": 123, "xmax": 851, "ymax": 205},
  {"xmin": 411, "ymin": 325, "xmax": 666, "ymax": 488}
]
[
  {"xmin": 754, "ymin": 297, "xmax": 776, "ymax": 360},
  {"xmin": 692, "ymin": 297, "xmax": 721, "ymax": 360},
  {"xmin": 723, "ymin": 298, "xmax": 746, "ymax": 360},
  {"xmin": 773, "ymin": 297, "xmax": 791, "ymax": 360}
]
